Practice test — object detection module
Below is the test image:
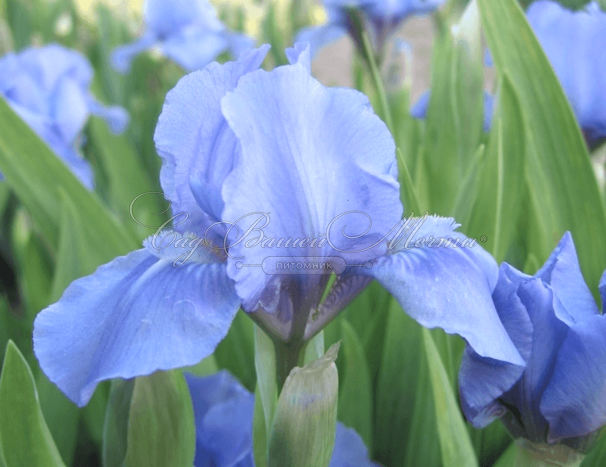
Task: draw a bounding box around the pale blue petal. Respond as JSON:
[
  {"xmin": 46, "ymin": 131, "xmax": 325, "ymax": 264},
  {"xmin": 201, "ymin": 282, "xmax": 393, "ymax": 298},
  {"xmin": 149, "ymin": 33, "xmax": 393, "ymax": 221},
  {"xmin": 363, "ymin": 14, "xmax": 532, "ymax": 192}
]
[
  {"xmin": 527, "ymin": 1, "xmax": 606, "ymax": 144},
  {"xmin": 17, "ymin": 44, "xmax": 92, "ymax": 92},
  {"xmin": 87, "ymin": 95, "xmax": 129, "ymax": 134},
  {"xmin": 161, "ymin": 28, "xmax": 228, "ymax": 71},
  {"xmin": 154, "ymin": 46, "xmax": 269, "ymax": 238},
  {"xmin": 330, "ymin": 424, "xmax": 378, "ymax": 467},
  {"xmin": 33, "ymin": 234, "xmax": 239, "ymax": 406},
  {"xmin": 145, "ymin": 0, "xmax": 223, "ymax": 38},
  {"xmin": 541, "ymin": 314, "xmax": 606, "ymax": 442},
  {"xmin": 295, "ymin": 24, "xmax": 347, "ymax": 58},
  {"xmin": 110, "ymin": 33, "xmax": 157, "ymax": 74},
  {"xmin": 52, "ymin": 77, "xmax": 89, "ymax": 144},
  {"xmin": 286, "ymin": 42, "xmax": 312, "ymax": 71},
  {"xmin": 220, "ymin": 63, "xmax": 402, "ymax": 313},
  {"xmin": 186, "ymin": 371, "xmax": 254, "ymax": 467},
  {"xmin": 535, "ymin": 232, "xmax": 599, "ymax": 325},
  {"xmin": 411, "ymin": 89, "xmax": 494, "ymax": 131},
  {"xmin": 224, "ymin": 31, "xmax": 256, "ymax": 59},
  {"xmin": 410, "ymin": 90, "xmax": 430, "ymax": 119},
  {"xmin": 8, "ymin": 101, "xmax": 94, "ymax": 189},
  {"xmin": 459, "ymin": 264, "xmax": 532, "ymax": 428},
  {"xmin": 369, "ymin": 216, "xmax": 522, "ymax": 363}
]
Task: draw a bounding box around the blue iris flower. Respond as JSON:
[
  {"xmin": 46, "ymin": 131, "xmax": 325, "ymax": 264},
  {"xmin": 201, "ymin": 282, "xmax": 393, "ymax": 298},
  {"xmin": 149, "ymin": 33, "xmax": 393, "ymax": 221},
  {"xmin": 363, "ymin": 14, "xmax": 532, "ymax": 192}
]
[
  {"xmin": 296, "ymin": 0, "xmax": 445, "ymax": 58},
  {"xmin": 526, "ymin": 1, "xmax": 606, "ymax": 147},
  {"xmin": 486, "ymin": 1, "xmax": 606, "ymax": 147},
  {"xmin": 459, "ymin": 232, "xmax": 606, "ymax": 448},
  {"xmin": 111, "ymin": 0, "xmax": 255, "ymax": 73},
  {"xmin": 185, "ymin": 370, "xmax": 378, "ymax": 466},
  {"xmin": 33, "ymin": 43, "xmax": 521, "ymax": 408},
  {"xmin": 0, "ymin": 44, "xmax": 128, "ymax": 188},
  {"xmin": 410, "ymin": 90, "xmax": 494, "ymax": 132}
]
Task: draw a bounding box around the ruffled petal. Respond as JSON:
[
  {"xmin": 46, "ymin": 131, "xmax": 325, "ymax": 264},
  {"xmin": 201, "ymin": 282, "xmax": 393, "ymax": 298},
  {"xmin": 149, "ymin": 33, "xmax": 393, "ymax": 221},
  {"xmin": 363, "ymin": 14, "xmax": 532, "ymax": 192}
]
[
  {"xmin": 154, "ymin": 46, "xmax": 269, "ymax": 238},
  {"xmin": 33, "ymin": 235, "xmax": 240, "ymax": 406},
  {"xmin": 220, "ymin": 62, "xmax": 402, "ymax": 312},
  {"xmin": 535, "ymin": 232, "xmax": 599, "ymax": 325},
  {"xmin": 369, "ymin": 216, "xmax": 522, "ymax": 363},
  {"xmin": 286, "ymin": 42, "xmax": 312, "ymax": 71},
  {"xmin": 541, "ymin": 314, "xmax": 606, "ymax": 442}
]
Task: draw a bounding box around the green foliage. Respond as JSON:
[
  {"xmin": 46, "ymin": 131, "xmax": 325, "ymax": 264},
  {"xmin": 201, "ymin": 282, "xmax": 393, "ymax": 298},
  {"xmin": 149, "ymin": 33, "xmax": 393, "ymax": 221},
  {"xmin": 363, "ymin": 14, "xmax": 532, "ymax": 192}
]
[
  {"xmin": 0, "ymin": 341, "xmax": 65, "ymax": 467},
  {"xmin": 268, "ymin": 344, "xmax": 340, "ymax": 467}
]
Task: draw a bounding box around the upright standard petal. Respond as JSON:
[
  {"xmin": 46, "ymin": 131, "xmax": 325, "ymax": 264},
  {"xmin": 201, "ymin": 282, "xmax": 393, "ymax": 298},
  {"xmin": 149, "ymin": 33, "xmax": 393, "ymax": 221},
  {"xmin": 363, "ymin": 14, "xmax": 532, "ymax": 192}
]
[
  {"xmin": 535, "ymin": 231, "xmax": 599, "ymax": 325},
  {"xmin": 295, "ymin": 24, "xmax": 348, "ymax": 59},
  {"xmin": 33, "ymin": 234, "xmax": 240, "ymax": 406},
  {"xmin": 369, "ymin": 215, "xmax": 522, "ymax": 363},
  {"xmin": 161, "ymin": 28, "xmax": 229, "ymax": 72},
  {"xmin": 220, "ymin": 61, "xmax": 402, "ymax": 314},
  {"xmin": 154, "ymin": 46, "xmax": 269, "ymax": 237}
]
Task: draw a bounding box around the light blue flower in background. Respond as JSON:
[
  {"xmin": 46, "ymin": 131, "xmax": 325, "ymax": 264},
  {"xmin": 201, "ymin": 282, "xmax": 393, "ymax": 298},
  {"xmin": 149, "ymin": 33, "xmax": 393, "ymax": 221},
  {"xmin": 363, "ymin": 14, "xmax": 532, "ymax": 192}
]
[
  {"xmin": 185, "ymin": 370, "xmax": 379, "ymax": 466},
  {"xmin": 297, "ymin": 0, "xmax": 445, "ymax": 58},
  {"xmin": 459, "ymin": 232, "xmax": 606, "ymax": 449},
  {"xmin": 410, "ymin": 90, "xmax": 494, "ymax": 132},
  {"xmin": 34, "ymin": 43, "xmax": 522, "ymax": 408},
  {"xmin": 0, "ymin": 44, "xmax": 129, "ymax": 188},
  {"xmin": 526, "ymin": 1, "xmax": 606, "ymax": 147},
  {"xmin": 111, "ymin": 0, "xmax": 255, "ymax": 73}
]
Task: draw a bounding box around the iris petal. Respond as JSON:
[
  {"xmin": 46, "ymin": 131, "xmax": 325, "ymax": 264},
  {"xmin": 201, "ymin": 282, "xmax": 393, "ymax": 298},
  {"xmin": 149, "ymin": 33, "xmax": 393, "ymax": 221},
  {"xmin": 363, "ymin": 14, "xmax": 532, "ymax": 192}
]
[
  {"xmin": 220, "ymin": 62, "xmax": 401, "ymax": 312},
  {"xmin": 154, "ymin": 46, "xmax": 269, "ymax": 238},
  {"xmin": 541, "ymin": 314, "xmax": 606, "ymax": 442},
  {"xmin": 33, "ymin": 235, "xmax": 240, "ymax": 407},
  {"xmin": 369, "ymin": 216, "xmax": 522, "ymax": 363},
  {"xmin": 535, "ymin": 232, "xmax": 599, "ymax": 325}
]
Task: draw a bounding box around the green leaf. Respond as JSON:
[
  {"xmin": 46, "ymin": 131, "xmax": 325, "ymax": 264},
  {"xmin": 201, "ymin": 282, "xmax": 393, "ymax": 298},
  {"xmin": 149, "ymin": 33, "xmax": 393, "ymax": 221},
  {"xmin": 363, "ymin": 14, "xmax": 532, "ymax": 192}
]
[
  {"xmin": 254, "ymin": 323, "xmax": 278, "ymax": 460},
  {"xmin": 423, "ymin": 328, "xmax": 478, "ymax": 467},
  {"xmin": 477, "ymin": 0, "xmax": 606, "ymax": 291},
  {"xmin": 337, "ymin": 320, "xmax": 372, "ymax": 450},
  {"xmin": 303, "ymin": 330, "xmax": 325, "ymax": 365},
  {"xmin": 253, "ymin": 385, "xmax": 269, "ymax": 467},
  {"xmin": 88, "ymin": 118, "xmax": 162, "ymax": 240},
  {"xmin": 0, "ymin": 97, "xmax": 137, "ymax": 256},
  {"xmin": 268, "ymin": 343, "xmax": 340, "ymax": 467},
  {"xmin": 36, "ymin": 372, "xmax": 80, "ymax": 466},
  {"xmin": 374, "ymin": 300, "xmax": 440, "ymax": 467},
  {"xmin": 0, "ymin": 341, "xmax": 65, "ymax": 467},
  {"xmin": 466, "ymin": 76, "xmax": 525, "ymax": 262},
  {"xmin": 125, "ymin": 371, "xmax": 195, "ymax": 467},
  {"xmin": 102, "ymin": 379, "xmax": 135, "ymax": 467},
  {"xmin": 215, "ymin": 310, "xmax": 256, "ymax": 392},
  {"xmin": 423, "ymin": 0, "xmax": 485, "ymax": 214}
]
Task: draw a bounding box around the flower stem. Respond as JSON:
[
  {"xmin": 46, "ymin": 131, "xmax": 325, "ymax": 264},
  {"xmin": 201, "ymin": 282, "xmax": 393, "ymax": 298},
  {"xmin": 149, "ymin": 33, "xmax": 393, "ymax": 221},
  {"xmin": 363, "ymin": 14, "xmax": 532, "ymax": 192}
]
[
  {"xmin": 274, "ymin": 339, "xmax": 304, "ymax": 391},
  {"xmin": 514, "ymin": 439, "xmax": 584, "ymax": 467},
  {"xmin": 360, "ymin": 31, "xmax": 394, "ymax": 134}
]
